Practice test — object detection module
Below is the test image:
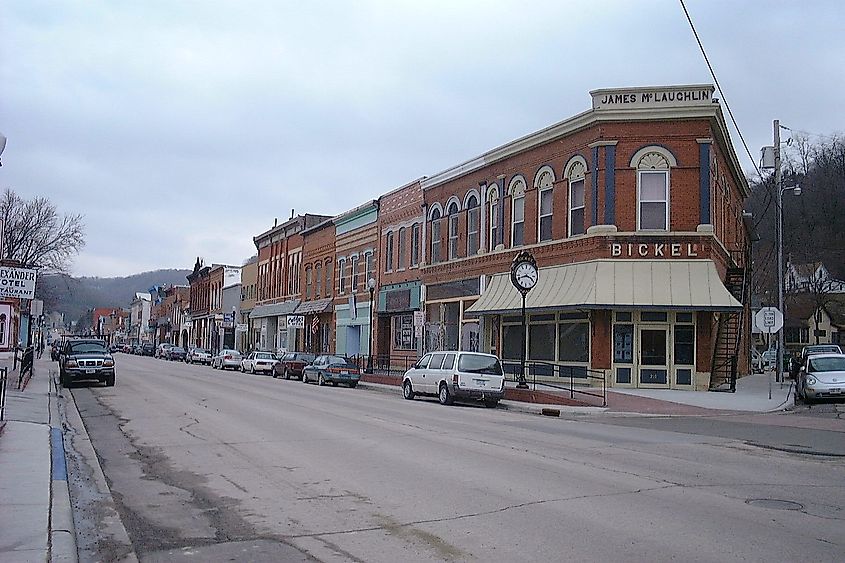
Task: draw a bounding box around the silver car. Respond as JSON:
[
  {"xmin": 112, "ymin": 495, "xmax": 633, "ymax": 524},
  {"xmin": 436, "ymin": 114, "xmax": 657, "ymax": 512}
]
[
  {"xmin": 211, "ymin": 349, "xmax": 242, "ymax": 370},
  {"xmin": 798, "ymin": 353, "xmax": 845, "ymax": 403}
]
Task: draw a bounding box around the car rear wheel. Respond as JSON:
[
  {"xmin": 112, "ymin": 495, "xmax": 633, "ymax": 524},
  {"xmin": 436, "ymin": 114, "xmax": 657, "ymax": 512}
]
[
  {"xmin": 284, "ymin": 368, "xmax": 291, "ymax": 380},
  {"xmin": 402, "ymin": 380, "xmax": 415, "ymax": 400},
  {"xmin": 438, "ymin": 383, "xmax": 453, "ymax": 406}
]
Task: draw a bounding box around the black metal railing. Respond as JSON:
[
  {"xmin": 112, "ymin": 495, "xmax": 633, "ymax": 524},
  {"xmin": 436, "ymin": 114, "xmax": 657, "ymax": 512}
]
[
  {"xmin": 0, "ymin": 366, "xmax": 7, "ymax": 421},
  {"xmin": 351, "ymin": 354, "xmax": 418, "ymax": 379},
  {"xmin": 502, "ymin": 360, "xmax": 607, "ymax": 406}
]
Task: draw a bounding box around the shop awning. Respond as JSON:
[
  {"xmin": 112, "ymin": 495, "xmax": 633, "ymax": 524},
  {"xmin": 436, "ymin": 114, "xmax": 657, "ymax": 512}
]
[
  {"xmin": 294, "ymin": 298, "xmax": 334, "ymax": 315},
  {"xmin": 250, "ymin": 299, "xmax": 300, "ymax": 319},
  {"xmin": 466, "ymin": 259, "xmax": 742, "ymax": 315}
]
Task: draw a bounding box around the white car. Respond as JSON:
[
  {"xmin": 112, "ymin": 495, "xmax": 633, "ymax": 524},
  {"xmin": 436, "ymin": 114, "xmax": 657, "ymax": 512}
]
[
  {"xmin": 240, "ymin": 351, "xmax": 277, "ymax": 375},
  {"xmin": 402, "ymin": 351, "xmax": 505, "ymax": 408},
  {"xmin": 211, "ymin": 349, "xmax": 242, "ymax": 370}
]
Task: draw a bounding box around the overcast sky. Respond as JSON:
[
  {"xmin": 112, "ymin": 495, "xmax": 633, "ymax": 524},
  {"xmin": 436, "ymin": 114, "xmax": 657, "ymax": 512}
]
[{"xmin": 1, "ymin": 0, "xmax": 842, "ymax": 278}]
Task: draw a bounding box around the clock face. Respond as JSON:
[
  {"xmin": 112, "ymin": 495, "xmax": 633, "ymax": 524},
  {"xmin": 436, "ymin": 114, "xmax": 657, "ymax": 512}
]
[{"xmin": 514, "ymin": 262, "xmax": 538, "ymax": 290}]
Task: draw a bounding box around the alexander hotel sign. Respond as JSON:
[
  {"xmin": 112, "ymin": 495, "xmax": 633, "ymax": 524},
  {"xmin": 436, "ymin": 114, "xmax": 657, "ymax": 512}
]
[{"xmin": 591, "ymin": 85, "xmax": 716, "ymax": 111}]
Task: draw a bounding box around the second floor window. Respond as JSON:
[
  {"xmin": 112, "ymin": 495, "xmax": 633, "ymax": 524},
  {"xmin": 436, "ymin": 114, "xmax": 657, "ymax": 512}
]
[
  {"xmin": 315, "ymin": 262, "xmax": 322, "ymax": 298},
  {"xmin": 466, "ymin": 194, "xmax": 479, "ymax": 256},
  {"xmin": 350, "ymin": 255, "xmax": 359, "ymax": 293},
  {"xmin": 305, "ymin": 266, "xmax": 312, "ymax": 300},
  {"xmin": 447, "ymin": 201, "xmax": 460, "ymax": 259},
  {"xmin": 511, "ymin": 193, "xmax": 525, "ymax": 247},
  {"xmin": 567, "ymin": 159, "xmax": 587, "ymax": 237},
  {"xmin": 488, "ymin": 186, "xmax": 499, "ymax": 251},
  {"xmin": 536, "ymin": 169, "xmax": 554, "ymax": 242},
  {"xmin": 639, "ymin": 170, "xmax": 669, "ymax": 230},
  {"xmin": 430, "ymin": 208, "xmax": 442, "ymax": 263},
  {"xmin": 337, "ymin": 258, "xmax": 346, "ymax": 294},
  {"xmin": 397, "ymin": 227, "xmax": 407, "ymax": 269},
  {"xmin": 411, "ymin": 223, "xmax": 420, "ymax": 266},
  {"xmin": 365, "ymin": 251, "xmax": 374, "ymax": 285},
  {"xmin": 386, "ymin": 232, "xmax": 394, "ymax": 271},
  {"xmin": 325, "ymin": 259, "xmax": 332, "ymax": 295}
]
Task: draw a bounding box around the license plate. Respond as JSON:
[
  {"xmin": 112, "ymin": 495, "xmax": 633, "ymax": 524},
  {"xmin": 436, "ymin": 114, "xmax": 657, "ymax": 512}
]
[
  {"xmin": 85, "ymin": 368, "xmax": 96, "ymax": 374},
  {"xmin": 341, "ymin": 370, "xmax": 348, "ymax": 375},
  {"xmin": 830, "ymin": 388, "xmax": 841, "ymax": 394},
  {"xmin": 474, "ymin": 379, "xmax": 487, "ymax": 387}
]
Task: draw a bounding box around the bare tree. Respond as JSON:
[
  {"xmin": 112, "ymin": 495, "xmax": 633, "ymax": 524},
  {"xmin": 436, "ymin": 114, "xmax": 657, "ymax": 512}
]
[{"xmin": 0, "ymin": 188, "xmax": 85, "ymax": 272}]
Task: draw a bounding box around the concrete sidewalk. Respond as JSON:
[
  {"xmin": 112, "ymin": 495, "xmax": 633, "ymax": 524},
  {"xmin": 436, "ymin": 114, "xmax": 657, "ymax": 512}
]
[{"xmin": 0, "ymin": 356, "xmax": 76, "ymax": 563}]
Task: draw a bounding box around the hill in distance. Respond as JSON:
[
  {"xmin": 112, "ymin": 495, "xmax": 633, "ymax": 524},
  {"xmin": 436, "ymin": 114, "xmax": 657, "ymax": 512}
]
[{"xmin": 37, "ymin": 269, "xmax": 192, "ymax": 323}]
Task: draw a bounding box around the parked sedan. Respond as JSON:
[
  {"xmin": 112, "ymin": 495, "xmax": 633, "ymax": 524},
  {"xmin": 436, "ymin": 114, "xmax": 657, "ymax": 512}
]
[
  {"xmin": 166, "ymin": 346, "xmax": 187, "ymax": 361},
  {"xmin": 797, "ymin": 353, "xmax": 845, "ymax": 403},
  {"xmin": 273, "ymin": 352, "xmax": 316, "ymax": 380},
  {"xmin": 185, "ymin": 347, "xmax": 212, "ymax": 365},
  {"xmin": 211, "ymin": 349, "xmax": 242, "ymax": 370},
  {"xmin": 301, "ymin": 355, "xmax": 360, "ymax": 387},
  {"xmin": 156, "ymin": 343, "xmax": 173, "ymax": 359},
  {"xmin": 240, "ymin": 351, "xmax": 277, "ymax": 374}
]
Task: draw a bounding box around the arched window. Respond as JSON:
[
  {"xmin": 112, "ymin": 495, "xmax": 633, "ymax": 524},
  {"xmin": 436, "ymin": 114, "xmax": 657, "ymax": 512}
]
[
  {"xmin": 447, "ymin": 200, "xmax": 460, "ymax": 259},
  {"xmin": 337, "ymin": 258, "xmax": 346, "ymax": 294},
  {"xmin": 324, "ymin": 258, "xmax": 332, "ymax": 296},
  {"xmin": 430, "ymin": 206, "xmax": 443, "ymax": 263},
  {"xmin": 397, "ymin": 227, "xmax": 407, "ymax": 269},
  {"xmin": 509, "ymin": 176, "xmax": 526, "ymax": 247},
  {"xmin": 315, "ymin": 262, "xmax": 322, "ymax": 298},
  {"xmin": 0, "ymin": 314, "xmax": 6, "ymax": 345},
  {"xmin": 565, "ymin": 157, "xmax": 587, "ymax": 237},
  {"xmin": 487, "ymin": 185, "xmax": 500, "ymax": 251},
  {"xmin": 466, "ymin": 194, "xmax": 480, "ymax": 256},
  {"xmin": 535, "ymin": 167, "xmax": 555, "ymax": 242},
  {"xmin": 350, "ymin": 255, "xmax": 359, "ymax": 293},
  {"xmin": 385, "ymin": 231, "xmax": 394, "ymax": 271},
  {"xmin": 411, "ymin": 223, "xmax": 421, "ymax": 266},
  {"xmin": 305, "ymin": 265, "xmax": 312, "ymax": 300},
  {"xmin": 631, "ymin": 147, "xmax": 675, "ymax": 231}
]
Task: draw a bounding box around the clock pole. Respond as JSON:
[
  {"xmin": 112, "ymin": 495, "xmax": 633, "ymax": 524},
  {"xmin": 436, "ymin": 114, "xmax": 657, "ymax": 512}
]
[{"xmin": 510, "ymin": 251, "xmax": 537, "ymax": 390}]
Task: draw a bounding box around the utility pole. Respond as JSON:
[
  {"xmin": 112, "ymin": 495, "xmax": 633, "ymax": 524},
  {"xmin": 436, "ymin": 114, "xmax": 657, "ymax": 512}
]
[{"xmin": 774, "ymin": 119, "xmax": 785, "ymax": 385}]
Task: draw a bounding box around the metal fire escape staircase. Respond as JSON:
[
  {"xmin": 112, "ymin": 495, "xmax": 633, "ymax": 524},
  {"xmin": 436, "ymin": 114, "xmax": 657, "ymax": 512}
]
[{"xmin": 709, "ymin": 258, "xmax": 748, "ymax": 392}]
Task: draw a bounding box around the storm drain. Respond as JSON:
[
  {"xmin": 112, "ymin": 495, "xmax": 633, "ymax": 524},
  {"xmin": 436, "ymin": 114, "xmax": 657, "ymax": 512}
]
[{"xmin": 745, "ymin": 499, "xmax": 804, "ymax": 511}]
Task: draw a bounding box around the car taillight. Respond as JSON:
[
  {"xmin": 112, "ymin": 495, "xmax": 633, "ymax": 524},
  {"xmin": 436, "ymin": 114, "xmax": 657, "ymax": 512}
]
[{"xmin": 224, "ymin": 355, "xmax": 231, "ymax": 360}]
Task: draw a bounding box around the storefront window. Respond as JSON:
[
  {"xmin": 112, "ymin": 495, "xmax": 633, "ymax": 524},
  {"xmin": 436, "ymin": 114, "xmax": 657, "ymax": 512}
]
[
  {"xmin": 393, "ymin": 314, "xmax": 417, "ymax": 351},
  {"xmin": 529, "ymin": 323, "xmax": 555, "ymax": 360},
  {"xmin": 674, "ymin": 325, "xmax": 695, "ymax": 365},
  {"xmin": 558, "ymin": 321, "xmax": 589, "ymax": 363},
  {"xmin": 613, "ymin": 324, "xmax": 634, "ymax": 363},
  {"xmin": 502, "ymin": 324, "xmax": 523, "ymax": 360}
]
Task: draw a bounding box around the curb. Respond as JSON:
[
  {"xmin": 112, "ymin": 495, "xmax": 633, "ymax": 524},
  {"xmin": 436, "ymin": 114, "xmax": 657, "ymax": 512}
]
[
  {"xmin": 48, "ymin": 370, "xmax": 79, "ymax": 563},
  {"xmin": 56, "ymin": 374, "xmax": 139, "ymax": 563}
]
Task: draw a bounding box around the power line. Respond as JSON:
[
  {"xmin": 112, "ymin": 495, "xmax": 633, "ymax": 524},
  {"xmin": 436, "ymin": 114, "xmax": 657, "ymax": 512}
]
[{"xmin": 678, "ymin": 0, "xmax": 762, "ymax": 179}]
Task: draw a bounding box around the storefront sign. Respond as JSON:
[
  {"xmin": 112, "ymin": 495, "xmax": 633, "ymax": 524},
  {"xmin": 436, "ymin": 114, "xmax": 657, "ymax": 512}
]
[
  {"xmin": 592, "ymin": 85, "xmax": 714, "ymax": 111},
  {"xmin": 610, "ymin": 243, "xmax": 699, "ymax": 259},
  {"xmin": 385, "ymin": 289, "xmax": 411, "ymax": 312},
  {"xmin": 0, "ymin": 266, "xmax": 37, "ymax": 299},
  {"xmin": 287, "ymin": 315, "xmax": 305, "ymax": 329}
]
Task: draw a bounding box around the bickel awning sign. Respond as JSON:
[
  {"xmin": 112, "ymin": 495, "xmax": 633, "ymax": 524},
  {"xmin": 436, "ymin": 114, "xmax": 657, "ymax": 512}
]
[{"xmin": 0, "ymin": 266, "xmax": 37, "ymax": 299}]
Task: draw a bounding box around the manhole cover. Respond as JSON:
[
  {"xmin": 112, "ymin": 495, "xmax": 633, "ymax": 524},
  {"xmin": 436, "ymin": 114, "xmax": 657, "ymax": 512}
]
[{"xmin": 746, "ymin": 499, "xmax": 804, "ymax": 511}]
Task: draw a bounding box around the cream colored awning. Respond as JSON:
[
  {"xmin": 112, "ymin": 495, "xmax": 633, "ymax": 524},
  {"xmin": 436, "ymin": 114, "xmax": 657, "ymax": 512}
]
[{"xmin": 466, "ymin": 259, "xmax": 742, "ymax": 314}]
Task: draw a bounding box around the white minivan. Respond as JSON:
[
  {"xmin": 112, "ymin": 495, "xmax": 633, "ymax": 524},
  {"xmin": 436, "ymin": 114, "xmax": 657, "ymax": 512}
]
[{"xmin": 402, "ymin": 351, "xmax": 506, "ymax": 408}]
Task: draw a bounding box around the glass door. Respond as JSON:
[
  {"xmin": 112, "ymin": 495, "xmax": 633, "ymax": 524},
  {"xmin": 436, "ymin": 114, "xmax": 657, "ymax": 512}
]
[{"xmin": 639, "ymin": 327, "xmax": 669, "ymax": 386}]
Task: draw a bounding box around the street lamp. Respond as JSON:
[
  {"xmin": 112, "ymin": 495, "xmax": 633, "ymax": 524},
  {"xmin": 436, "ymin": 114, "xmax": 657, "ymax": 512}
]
[
  {"xmin": 366, "ymin": 277, "xmax": 376, "ymax": 373},
  {"xmin": 776, "ymin": 184, "xmax": 801, "ymax": 383}
]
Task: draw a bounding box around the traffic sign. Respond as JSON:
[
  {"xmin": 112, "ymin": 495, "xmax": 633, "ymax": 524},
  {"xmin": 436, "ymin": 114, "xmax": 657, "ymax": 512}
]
[{"xmin": 755, "ymin": 307, "xmax": 783, "ymax": 334}]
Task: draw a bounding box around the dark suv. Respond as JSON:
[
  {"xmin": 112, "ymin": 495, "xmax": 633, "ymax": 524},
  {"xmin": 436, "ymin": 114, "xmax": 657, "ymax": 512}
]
[{"xmin": 59, "ymin": 339, "xmax": 116, "ymax": 387}]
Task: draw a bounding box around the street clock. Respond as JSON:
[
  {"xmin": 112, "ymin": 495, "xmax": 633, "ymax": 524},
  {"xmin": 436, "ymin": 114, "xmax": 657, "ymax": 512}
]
[{"xmin": 510, "ymin": 251, "xmax": 539, "ymax": 294}]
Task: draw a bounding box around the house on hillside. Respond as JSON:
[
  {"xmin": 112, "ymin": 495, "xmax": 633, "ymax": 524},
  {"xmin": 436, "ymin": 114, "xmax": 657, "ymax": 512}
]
[
  {"xmin": 786, "ymin": 261, "xmax": 845, "ymax": 294},
  {"xmin": 784, "ymin": 294, "xmax": 844, "ymax": 350}
]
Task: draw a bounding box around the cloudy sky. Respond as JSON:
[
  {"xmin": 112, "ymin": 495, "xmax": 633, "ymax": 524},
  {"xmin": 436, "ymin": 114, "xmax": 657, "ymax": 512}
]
[{"xmin": 1, "ymin": 0, "xmax": 842, "ymax": 278}]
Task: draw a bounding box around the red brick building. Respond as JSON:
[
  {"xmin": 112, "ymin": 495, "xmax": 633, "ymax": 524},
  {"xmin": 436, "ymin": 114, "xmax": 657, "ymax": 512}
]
[
  {"xmin": 418, "ymin": 84, "xmax": 750, "ymax": 390},
  {"xmin": 296, "ymin": 218, "xmax": 336, "ymax": 354},
  {"xmin": 252, "ymin": 214, "xmax": 330, "ymax": 353},
  {"xmin": 187, "ymin": 258, "xmax": 212, "ymax": 350},
  {"xmin": 375, "ymin": 180, "xmax": 424, "ymax": 365}
]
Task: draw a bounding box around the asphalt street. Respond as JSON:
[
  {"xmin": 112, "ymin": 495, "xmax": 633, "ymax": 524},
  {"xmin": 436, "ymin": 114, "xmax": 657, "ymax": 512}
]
[{"xmin": 64, "ymin": 354, "xmax": 845, "ymax": 562}]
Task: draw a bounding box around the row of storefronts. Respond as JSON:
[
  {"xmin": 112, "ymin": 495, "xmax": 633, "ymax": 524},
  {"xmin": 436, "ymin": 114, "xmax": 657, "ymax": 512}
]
[{"xmin": 178, "ymin": 84, "xmax": 752, "ymax": 391}]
